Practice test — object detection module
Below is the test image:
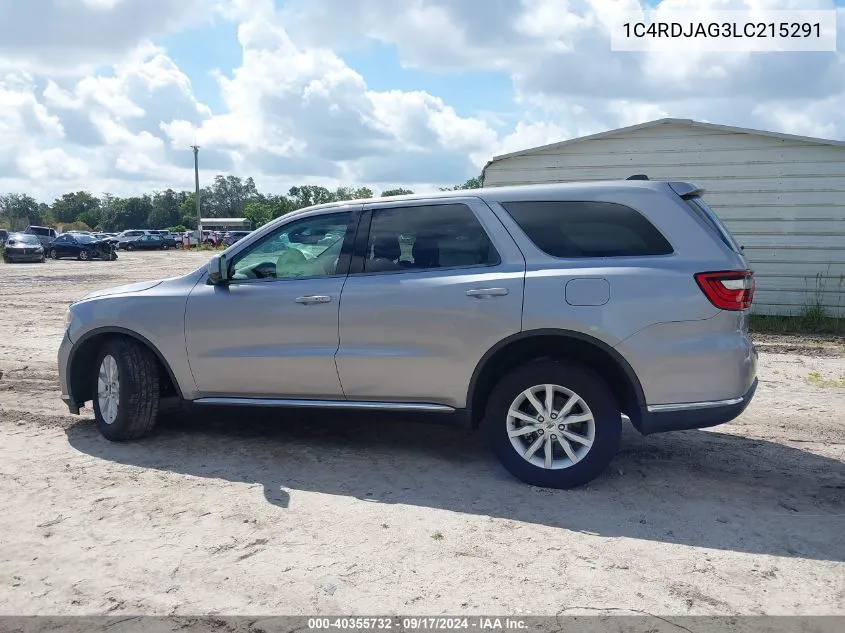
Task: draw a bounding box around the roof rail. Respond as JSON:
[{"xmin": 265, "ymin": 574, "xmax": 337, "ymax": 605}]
[{"xmin": 627, "ymin": 174, "xmax": 649, "ymax": 180}]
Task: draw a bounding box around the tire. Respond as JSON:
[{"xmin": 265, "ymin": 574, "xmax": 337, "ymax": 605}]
[
  {"xmin": 50, "ymin": 249, "xmax": 58, "ymax": 259},
  {"xmin": 483, "ymin": 360, "xmax": 622, "ymax": 489},
  {"xmin": 162, "ymin": 243, "xmax": 169, "ymax": 250},
  {"xmin": 126, "ymin": 244, "xmax": 135, "ymax": 251},
  {"xmin": 78, "ymin": 249, "xmax": 90, "ymax": 261},
  {"xmin": 92, "ymin": 337, "xmax": 160, "ymax": 441}
]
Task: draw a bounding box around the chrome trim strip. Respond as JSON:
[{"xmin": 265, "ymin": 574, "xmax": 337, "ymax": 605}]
[
  {"xmin": 193, "ymin": 397, "xmax": 456, "ymax": 413},
  {"xmin": 647, "ymin": 396, "xmax": 744, "ymax": 413}
]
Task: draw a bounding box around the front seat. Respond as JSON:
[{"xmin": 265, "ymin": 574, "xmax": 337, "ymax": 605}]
[
  {"xmin": 366, "ymin": 235, "xmax": 402, "ymax": 272},
  {"xmin": 411, "ymin": 235, "xmax": 439, "ymax": 269}
]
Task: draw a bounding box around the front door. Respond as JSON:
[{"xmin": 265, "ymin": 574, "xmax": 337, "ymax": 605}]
[
  {"xmin": 185, "ymin": 208, "xmax": 359, "ymax": 399},
  {"xmin": 335, "ymin": 198, "xmax": 525, "ymax": 409}
]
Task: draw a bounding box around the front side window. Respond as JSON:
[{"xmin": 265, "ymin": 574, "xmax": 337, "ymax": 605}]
[
  {"xmin": 361, "ymin": 203, "xmax": 499, "ymax": 274},
  {"xmin": 501, "ymin": 200, "xmax": 674, "ymax": 258},
  {"xmin": 230, "ymin": 211, "xmax": 351, "ymax": 281}
]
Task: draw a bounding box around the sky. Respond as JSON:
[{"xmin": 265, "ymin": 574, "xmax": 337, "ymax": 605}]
[{"xmin": 0, "ymin": 0, "xmax": 843, "ymax": 202}]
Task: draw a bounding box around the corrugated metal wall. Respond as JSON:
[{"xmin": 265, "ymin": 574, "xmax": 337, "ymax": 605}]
[{"xmin": 484, "ymin": 122, "xmax": 845, "ymax": 317}]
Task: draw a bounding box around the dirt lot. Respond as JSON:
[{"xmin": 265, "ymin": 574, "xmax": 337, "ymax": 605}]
[{"xmin": 0, "ymin": 251, "xmax": 843, "ymax": 616}]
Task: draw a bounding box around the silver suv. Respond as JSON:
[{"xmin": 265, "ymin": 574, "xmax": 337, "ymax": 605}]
[{"xmin": 58, "ymin": 179, "xmax": 758, "ymax": 488}]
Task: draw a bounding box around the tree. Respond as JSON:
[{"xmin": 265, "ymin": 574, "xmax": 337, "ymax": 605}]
[
  {"xmin": 51, "ymin": 191, "xmax": 100, "ymax": 224},
  {"xmin": 148, "ymin": 189, "xmax": 182, "ymax": 229},
  {"xmin": 381, "ymin": 188, "xmax": 414, "ymax": 197},
  {"xmin": 440, "ymin": 174, "xmax": 483, "ymax": 191},
  {"xmin": 287, "ymin": 185, "xmax": 335, "ymax": 208},
  {"xmin": 0, "ymin": 194, "xmax": 40, "ymax": 230},
  {"xmin": 243, "ymin": 200, "xmax": 273, "ymax": 230},
  {"xmin": 207, "ymin": 175, "xmax": 258, "ymax": 217},
  {"xmin": 334, "ymin": 186, "xmax": 374, "ymax": 201}
]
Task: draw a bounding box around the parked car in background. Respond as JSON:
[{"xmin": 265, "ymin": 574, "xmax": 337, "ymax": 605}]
[
  {"xmin": 222, "ymin": 230, "xmax": 251, "ymax": 246},
  {"xmin": 0, "ymin": 229, "xmax": 8, "ymax": 245},
  {"xmin": 57, "ymin": 178, "xmax": 757, "ymax": 489},
  {"xmin": 116, "ymin": 230, "xmax": 151, "ymax": 249},
  {"xmin": 3, "ymin": 233, "xmax": 45, "ymax": 263},
  {"xmin": 25, "ymin": 225, "xmax": 57, "ymax": 248},
  {"xmin": 123, "ymin": 233, "xmax": 178, "ymax": 251},
  {"xmin": 94, "ymin": 233, "xmax": 120, "ymax": 246},
  {"xmin": 48, "ymin": 233, "xmax": 117, "ymax": 261}
]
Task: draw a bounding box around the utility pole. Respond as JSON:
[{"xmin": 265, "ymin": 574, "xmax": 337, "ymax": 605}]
[{"xmin": 191, "ymin": 145, "xmax": 202, "ymax": 244}]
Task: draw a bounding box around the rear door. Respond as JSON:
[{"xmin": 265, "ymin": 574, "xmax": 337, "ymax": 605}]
[{"xmin": 335, "ymin": 197, "xmax": 525, "ymax": 408}]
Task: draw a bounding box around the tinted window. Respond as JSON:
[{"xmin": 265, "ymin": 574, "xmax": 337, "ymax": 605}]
[
  {"xmin": 502, "ymin": 201, "xmax": 673, "ymax": 258},
  {"xmin": 362, "ymin": 203, "xmax": 498, "ymax": 273},
  {"xmin": 685, "ymin": 197, "xmax": 742, "ymax": 253}
]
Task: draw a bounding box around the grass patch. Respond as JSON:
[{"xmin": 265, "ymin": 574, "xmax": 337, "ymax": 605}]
[
  {"xmin": 431, "ymin": 531, "xmax": 444, "ymax": 541},
  {"xmin": 806, "ymin": 370, "xmax": 845, "ymax": 388},
  {"xmin": 750, "ymin": 304, "xmax": 844, "ymax": 335}
]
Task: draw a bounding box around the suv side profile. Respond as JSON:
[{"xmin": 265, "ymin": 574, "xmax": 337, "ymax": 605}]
[
  {"xmin": 25, "ymin": 225, "xmax": 57, "ymax": 248},
  {"xmin": 58, "ymin": 180, "xmax": 758, "ymax": 488}
]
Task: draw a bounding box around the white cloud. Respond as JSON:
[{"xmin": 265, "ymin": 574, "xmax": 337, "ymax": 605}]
[{"xmin": 1, "ymin": 0, "xmax": 844, "ymax": 203}]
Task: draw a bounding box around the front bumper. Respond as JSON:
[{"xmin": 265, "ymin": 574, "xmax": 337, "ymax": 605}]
[
  {"xmin": 58, "ymin": 331, "xmax": 80, "ymax": 414},
  {"xmin": 638, "ymin": 377, "xmax": 758, "ymax": 435},
  {"xmin": 6, "ymin": 252, "xmax": 44, "ymax": 262}
]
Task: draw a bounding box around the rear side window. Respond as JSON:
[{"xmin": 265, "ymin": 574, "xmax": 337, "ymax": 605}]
[
  {"xmin": 685, "ymin": 196, "xmax": 742, "ymax": 253},
  {"xmin": 501, "ymin": 201, "xmax": 674, "ymax": 258}
]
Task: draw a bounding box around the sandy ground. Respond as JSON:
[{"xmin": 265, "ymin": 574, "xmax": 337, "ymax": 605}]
[{"xmin": 0, "ymin": 251, "xmax": 843, "ymax": 617}]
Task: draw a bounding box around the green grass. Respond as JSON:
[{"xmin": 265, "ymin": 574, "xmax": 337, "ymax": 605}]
[
  {"xmin": 806, "ymin": 370, "xmax": 845, "ymax": 388},
  {"xmin": 431, "ymin": 531, "xmax": 444, "ymax": 541},
  {"xmin": 750, "ymin": 306, "xmax": 845, "ymax": 335}
]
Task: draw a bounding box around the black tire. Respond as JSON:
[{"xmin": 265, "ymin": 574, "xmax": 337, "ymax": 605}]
[
  {"xmin": 92, "ymin": 337, "xmax": 160, "ymax": 441},
  {"xmin": 483, "ymin": 360, "xmax": 621, "ymax": 489},
  {"xmin": 162, "ymin": 243, "xmax": 169, "ymax": 250},
  {"xmin": 78, "ymin": 249, "xmax": 90, "ymax": 261},
  {"xmin": 50, "ymin": 249, "xmax": 58, "ymax": 259},
  {"xmin": 126, "ymin": 244, "xmax": 135, "ymax": 251}
]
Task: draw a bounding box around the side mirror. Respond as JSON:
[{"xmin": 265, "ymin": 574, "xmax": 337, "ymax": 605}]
[{"xmin": 207, "ymin": 254, "xmax": 229, "ymax": 285}]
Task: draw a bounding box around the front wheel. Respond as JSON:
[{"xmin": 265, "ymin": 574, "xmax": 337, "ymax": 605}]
[
  {"xmin": 78, "ymin": 250, "xmax": 90, "ymax": 261},
  {"xmin": 162, "ymin": 243, "xmax": 169, "ymax": 250},
  {"xmin": 93, "ymin": 338, "xmax": 160, "ymax": 441},
  {"xmin": 483, "ymin": 360, "xmax": 621, "ymax": 489},
  {"xmin": 126, "ymin": 244, "xmax": 135, "ymax": 251}
]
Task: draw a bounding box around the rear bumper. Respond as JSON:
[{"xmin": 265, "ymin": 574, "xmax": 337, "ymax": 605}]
[{"xmin": 638, "ymin": 377, "xmax": 758, "ymax": 435}]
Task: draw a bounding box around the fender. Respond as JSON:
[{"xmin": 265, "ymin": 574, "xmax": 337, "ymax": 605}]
[
  {"xmin": 68, "ymin": 326, "xmax": 185, "ymax": 400},
  {"xmin": 466, "ymin": 328, "xmax": 647, "ymax": 420}
]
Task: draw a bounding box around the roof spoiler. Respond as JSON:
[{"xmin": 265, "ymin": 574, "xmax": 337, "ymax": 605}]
[
  {"xmin": 626, "ymin": 174, "xmax": 649, "ymax": 180},
  {"xmin": 668, "ymin": 181, "xmax": 704, "ymax": 199}
]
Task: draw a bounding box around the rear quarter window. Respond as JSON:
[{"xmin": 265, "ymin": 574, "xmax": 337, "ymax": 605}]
[{"xmin": 501, "ymin": 200, "xmax": 674, "ymax": 258}]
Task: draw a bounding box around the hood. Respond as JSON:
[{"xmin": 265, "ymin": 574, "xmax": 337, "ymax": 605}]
[{"xmin": 80, "ymin": 279, "xmax": 164, "ymax": 301}]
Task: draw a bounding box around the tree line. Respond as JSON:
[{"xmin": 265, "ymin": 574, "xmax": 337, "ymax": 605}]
[{"xmin": 0, "ymin": 174, "xmax": 483, "ymax": 233}]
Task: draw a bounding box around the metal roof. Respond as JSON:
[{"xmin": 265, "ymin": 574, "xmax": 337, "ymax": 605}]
[{"xmin": 483, "ymin": 118, "xmax": 845, "ymax": 174}]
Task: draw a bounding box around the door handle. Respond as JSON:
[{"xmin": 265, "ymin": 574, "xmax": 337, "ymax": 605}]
[
  {"xmin": 295, "ymin": 295, "xmax": 332, "ymax": 304},
  {"xmin": 466, "ymin": 287, "xmax": 509, "ymax": 298}
]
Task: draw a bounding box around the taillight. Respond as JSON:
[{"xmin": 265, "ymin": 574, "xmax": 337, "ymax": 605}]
[{"xmin": 694, "ymin": 270, "xmax": 755, "ymax": 311}]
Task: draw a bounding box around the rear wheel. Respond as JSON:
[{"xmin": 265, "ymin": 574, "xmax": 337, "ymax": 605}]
[
  {"xmin": 483, "ymin": 360, "xmax": 621, "ymax": 489},
  {"xmin": 78, "ymin": 249, "xmax": 90, "ymax": 261},
  {"xmin": 93, "ymin": 338, "xmax": 159, "ymax": 441},
  {"xmin": 162, "ymin": 243, "xmax": 169, "ymax": 250},
  {"xmin": 50, "ymin": 249, "xmax": 58, "ymax": 259},
  {"xmin": 126, "ymin": 244, "xmax": 135, "ymax": 251}
]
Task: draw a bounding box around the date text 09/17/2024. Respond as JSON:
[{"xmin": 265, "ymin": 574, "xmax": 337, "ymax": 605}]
[{"xmin": 307, "ymin": 617, "xmax": 528, "ymax": 630}]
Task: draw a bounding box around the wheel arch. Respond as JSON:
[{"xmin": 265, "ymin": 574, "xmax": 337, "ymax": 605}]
[
  {"xmin": 67, "ymin": 327, "xmax": 183, "ymax": 406},
  {"xmin": 467, "ymin": 329, "xmax": 646, "ymax": 430}
]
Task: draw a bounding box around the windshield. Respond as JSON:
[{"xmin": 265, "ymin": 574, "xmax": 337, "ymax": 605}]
[
  {"xmin": 8, "ymin": 234, "xmax": 40, "ymax": 245},
  {"xmin": 76, "ymin": 234, "xmax": 97, "ymax": 244}
]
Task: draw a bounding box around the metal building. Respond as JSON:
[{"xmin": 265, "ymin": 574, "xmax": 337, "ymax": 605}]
[{"xmin": 482, "ymin": 118, "xmax": 845, "ymax": 317}]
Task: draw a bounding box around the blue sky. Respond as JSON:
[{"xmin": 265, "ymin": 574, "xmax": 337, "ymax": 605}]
[{"xmin": 0, "ymin": 0, "xmax": 843, "ymax": 200}]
